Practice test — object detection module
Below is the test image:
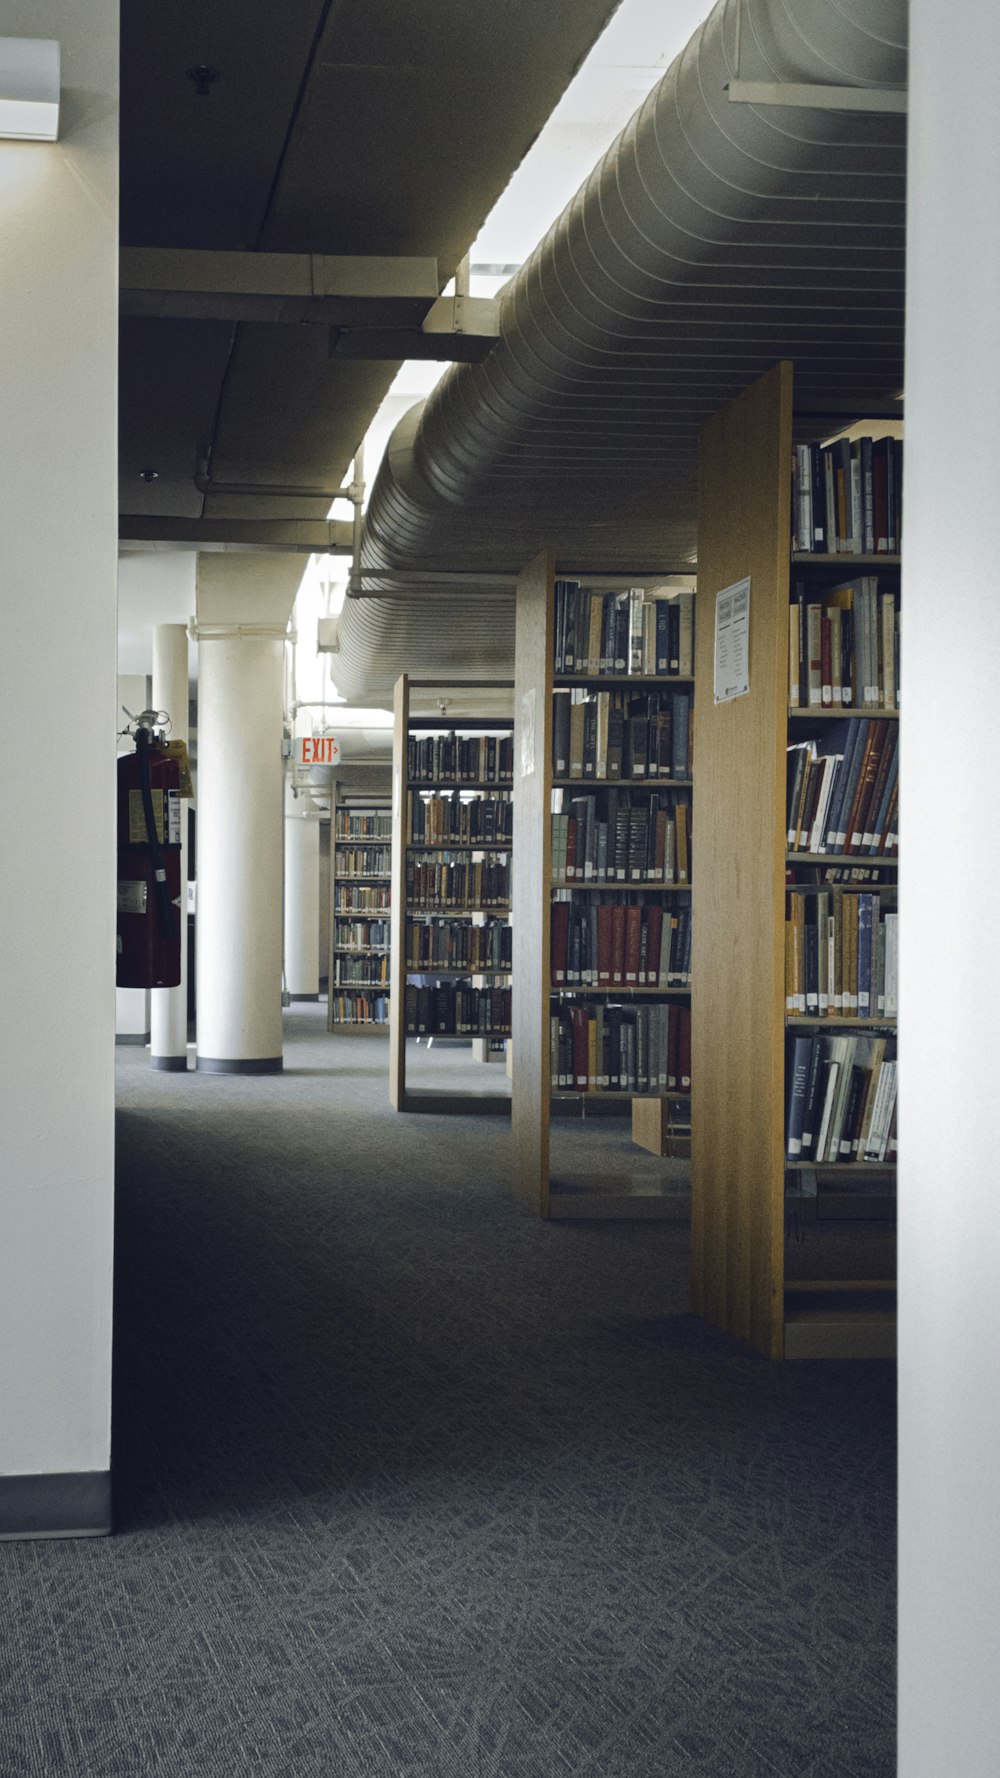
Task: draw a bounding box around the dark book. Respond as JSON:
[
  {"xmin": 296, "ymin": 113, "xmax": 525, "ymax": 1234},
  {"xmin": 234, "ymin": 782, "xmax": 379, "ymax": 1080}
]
[
  {"xmin": 785, "ymin": 1034, "xmax": 814, "ymax": 1160},
  {"xmin": 668, "ymin": 690, "xmax": 689, "ymax": 780},
  {"xmin": 551, "ymin": 901, "xmax": 570, "ymax": 984}
]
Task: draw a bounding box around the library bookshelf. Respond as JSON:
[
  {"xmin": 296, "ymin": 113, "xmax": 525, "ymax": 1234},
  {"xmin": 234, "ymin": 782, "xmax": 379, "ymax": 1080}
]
[
  {"xmin": 327, "ymin": 785, "xmax": 392, "ymax": 1033},
  {"xmin": 389, "ymin": 675, "xmax": 514, "ymax": 1114},
  {"xmin": 691, "ymin": 360, "xmax": 898, "ymax": 1359},
  {"xmin": 512, "ymin": 551, "xmax": 696, "ymax": 1220}
]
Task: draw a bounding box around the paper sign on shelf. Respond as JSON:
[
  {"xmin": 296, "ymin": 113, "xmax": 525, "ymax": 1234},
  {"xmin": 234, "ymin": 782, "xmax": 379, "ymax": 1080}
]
[{"xmin": 713, "ymin": 576, "xmax": 751, "ymax": 704}]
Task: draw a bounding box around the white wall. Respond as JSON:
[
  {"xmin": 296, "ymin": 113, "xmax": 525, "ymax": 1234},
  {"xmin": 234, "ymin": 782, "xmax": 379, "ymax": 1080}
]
[
  {"xmin": 118, "ymin": 551, "xmax": 196, "ymax": 678},
  {"xmin": 898, "ymin": 4, "xmax": 1000, "ymax": 1770},
  {"xmin": 0, "ymin": 2, "xmax": 118, "ymax": 1474}
]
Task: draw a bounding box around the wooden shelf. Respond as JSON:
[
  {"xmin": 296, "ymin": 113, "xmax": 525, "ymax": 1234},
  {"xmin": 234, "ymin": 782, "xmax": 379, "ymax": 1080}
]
[
  {"xmin": 786, "ymin": 1015, "xmax": 896, "ymax": 1029},
  {"xmin": 783, "ymin": 1280, "xmax": 897, "ymax": 1360},
  {"xmin": 791, "ymin": 553, "xmax": 901, "ymax": 568},
  {"xmin": 553, "ymin": 673, "xmax": 695, "ymax": 688},
  {"xmin": 786, "ymin": 851, "xmax": 897, "ymax": 865},
  {"xmin": 391, "ymin": 674, "xmax": 514, "ymax": 1114},
  {"xmin": 327, "ymin": 787, "xmax": 392, "ymax": 1033},
  {"xmin": 786, "ymin": 1160, "xmax": 895, "ymax": 1175},
  {"xmin": 788, "ymin": 706, "xmax": 899, "ymax": 720},
  {"xmin": 406, "ymin": 840, "xmax": 512, "ymax": 852},
  {"xmin": 408, "ymin": 779, "xmax": 513, "ymax": 791},
  {"xmin": 691, "ymin": 363, "xmax": 898, "ymax": 1359},
  {"xmin": 553, "ymin": 777, "xmax": 692, "ymax": 790},
  {"xmin": 551, "ymin": 876, "xmax": 690, "ymax": 891},
  {"xmin": 512, "ymin": 554, "xmax": 694, "ymax": 1218},
  {"xmin": 551, "ymin": 984, "xmax": 690, "ymax": 997}
]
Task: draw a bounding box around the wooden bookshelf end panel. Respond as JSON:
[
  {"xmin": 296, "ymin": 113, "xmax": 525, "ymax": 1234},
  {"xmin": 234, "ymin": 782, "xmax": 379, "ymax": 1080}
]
[
  {"xmin": 691, "ymin": 361, "xmax": 792, "ymax": 1359},
  {"xmin": 512, "ymin": 550, "xmax": 555, "ymax": 1213}
]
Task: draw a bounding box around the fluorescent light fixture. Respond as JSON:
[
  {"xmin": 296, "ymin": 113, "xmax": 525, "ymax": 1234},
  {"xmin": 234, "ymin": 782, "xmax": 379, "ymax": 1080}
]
[{"xmin": 0, "ymin": 38, "xmax": 60, "ymax": 141}]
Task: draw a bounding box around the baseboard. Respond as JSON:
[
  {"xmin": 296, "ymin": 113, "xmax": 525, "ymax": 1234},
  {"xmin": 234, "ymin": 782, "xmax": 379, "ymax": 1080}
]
[
  {"xmin": 196, "ymin": 1056, "xmax": 283, "ymax": 1074},
  {"xmin": 0, "ymin": 1470, "xmax": 111, "ymax": 1540},
  {"xmin": 287, "ymin": 993, "xmax": 320, "ymax": 1002},
  {"xmin": 115, "ymin": 1033, "xmax": 150, "ymax": 1046}
]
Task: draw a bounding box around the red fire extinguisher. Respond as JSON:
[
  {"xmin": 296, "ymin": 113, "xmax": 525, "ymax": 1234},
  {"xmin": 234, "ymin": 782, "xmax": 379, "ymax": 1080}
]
[{"xmin": 116, "ymin": 711, "xmax": 183, "ymax": 988}]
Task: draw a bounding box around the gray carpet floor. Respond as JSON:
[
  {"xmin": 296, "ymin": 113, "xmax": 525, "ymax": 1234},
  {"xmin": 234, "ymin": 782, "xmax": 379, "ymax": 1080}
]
[{"xmin": 1, "ymin": 1008, "xmax": 895, "ymax": 1777}]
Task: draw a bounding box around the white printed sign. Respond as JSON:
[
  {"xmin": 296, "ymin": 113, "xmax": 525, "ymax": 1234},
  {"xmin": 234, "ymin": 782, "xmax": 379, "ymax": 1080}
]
[{"xmin": 714, "ymin": 577, "xmax": 751, "ymax": 704}]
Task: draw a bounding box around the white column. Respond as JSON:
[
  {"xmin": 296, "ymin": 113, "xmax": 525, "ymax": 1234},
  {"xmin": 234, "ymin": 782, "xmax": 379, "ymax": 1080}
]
[
  {"xmin": 284, "ymin": 785, "xmax": 321, "ymax": 999},
  {"xmin": 150, "ymin": 625, "xmax": 190, "ymax": 1069},
  {"xmin": 0, "ymin": 0, "xmax": 117, "ymax": 1530},
  {"xmin": 196, "ymin": 636, "xmax": 286, "ymax": 1071},
  {"xmin": 899, "ymin": 6, "xmax": 1000, "ymax": 1772}
]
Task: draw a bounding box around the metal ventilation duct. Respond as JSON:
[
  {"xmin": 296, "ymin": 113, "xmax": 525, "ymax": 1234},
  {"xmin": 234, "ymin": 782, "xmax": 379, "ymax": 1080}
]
[{"xmin": 337, "ymin": 0, "xmax": 907, "ymax": 704}]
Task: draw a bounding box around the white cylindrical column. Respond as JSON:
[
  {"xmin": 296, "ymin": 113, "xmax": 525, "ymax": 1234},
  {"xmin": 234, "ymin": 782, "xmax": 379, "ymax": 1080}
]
[
  {"xmin": 899, "ymin": 4, "xmax": 1000, "ymax": 1771},
  {"xmin": 196, "ymin": 636, "xmax": 285, "ymax": 1072},
  {"xmin": 284, "ymin": 785, "xmax": 321, "ymax": 999},
  {"xmin": 151, "ymin": 624, "xmax": 190, "ymax": 1070}
]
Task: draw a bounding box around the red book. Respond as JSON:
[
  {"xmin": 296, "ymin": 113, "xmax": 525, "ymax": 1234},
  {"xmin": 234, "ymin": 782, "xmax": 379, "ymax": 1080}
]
[
  {"xmin": 551, "ymin": 902, "xmax": 570, "ymax": 984},
  {"xmin": 678, "ymin": 1006, "xmax": 692, "ymax": 1090},
  {"xmin": 610, "ymin": 904, "xmax": 626, "ymax": 984},
  {"xmin": 623, "ymin": 905, "xmax": 643, "ymax": 984},
  {"xmin": 642, "ymin": 904, "xmax": 663, "ymax": 985},
  {"xmin": 597, "ymin": 902, "xmax": 614, "ymax": 986},
  {"xmin": 667, "ymin": 1006, "xmax": 680, "ymax": 1089}
]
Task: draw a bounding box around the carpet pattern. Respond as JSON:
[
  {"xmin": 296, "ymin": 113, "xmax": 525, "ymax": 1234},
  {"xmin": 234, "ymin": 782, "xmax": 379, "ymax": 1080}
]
[{"xmin": 0, "ymin": 1009, "xmax": 896, "ymax": 1777}]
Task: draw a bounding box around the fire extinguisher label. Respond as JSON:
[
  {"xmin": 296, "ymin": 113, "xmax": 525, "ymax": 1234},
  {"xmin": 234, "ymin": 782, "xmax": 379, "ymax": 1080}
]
[
  {"xmin": 127, "ymin": 788, "xmax": 182, "ymax": 844},
  {"xmin": 117, "ymin": 879, "xmax": 148, "ymax": 914}
]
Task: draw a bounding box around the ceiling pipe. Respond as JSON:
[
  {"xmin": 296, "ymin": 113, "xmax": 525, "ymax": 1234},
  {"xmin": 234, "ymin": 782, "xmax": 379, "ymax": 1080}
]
[{"xmin": 335, "ymin": 0, "xmax": 907, "ymax": 705}]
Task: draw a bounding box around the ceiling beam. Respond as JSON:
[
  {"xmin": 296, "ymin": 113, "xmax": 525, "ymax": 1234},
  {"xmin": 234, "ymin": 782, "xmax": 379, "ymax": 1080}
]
[
  {"xmin": 119, "ymin": 516, "xmax": 354, "ymax": 554},
  {"xmin": 119, "ymin": 248, "xmax": 440, "ymax": 328}
]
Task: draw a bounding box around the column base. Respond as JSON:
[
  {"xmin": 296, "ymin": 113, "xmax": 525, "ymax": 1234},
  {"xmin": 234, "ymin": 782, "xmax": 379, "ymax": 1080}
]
[
  {"xmin": 115, "ymin": 1033, "xmax": 150, "ymax": 1046},
  {"xmin": 196, "ymin": 1056, "xmax": 283, "ymax": 1074},
  {"xmin": 287, "ymin": 993, "xmax": 320, "ymax": 1002},
  {"xmin": 0, "ymin": 1471, "xmax": 111, "ymax": 1540},
  {"xmin": 151, "ymin": 1055, "xmax": 189, "ymax": 1072}
]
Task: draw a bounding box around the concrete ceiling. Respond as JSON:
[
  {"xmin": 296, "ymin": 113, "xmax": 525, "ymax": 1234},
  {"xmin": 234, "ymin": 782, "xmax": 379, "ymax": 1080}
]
[{"xmin": 118, "ymin": 0, "xmax": 623, "ymax": 534}]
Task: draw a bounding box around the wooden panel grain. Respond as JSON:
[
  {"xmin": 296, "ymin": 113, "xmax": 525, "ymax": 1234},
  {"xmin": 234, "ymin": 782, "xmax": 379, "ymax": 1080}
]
[
  {"xmin": 691, "ymin": 363, "xmax": 792, "ymax": 1358},
  {"xmin": 511, "ymin": 551, "xmax": 554, "ymax": 1212},
  {"xmin": 388, "ymin": 674, "xmax": 409, "ymax": 1110}
]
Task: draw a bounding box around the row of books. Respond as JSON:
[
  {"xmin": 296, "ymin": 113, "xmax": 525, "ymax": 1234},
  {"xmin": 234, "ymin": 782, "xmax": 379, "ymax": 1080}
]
[
  {"xmin": 335, "ymin": 810, "xmax": 391, "ymax": 841},
  {"xmin": 786, "ymin": 719, "xmax": 898, "ymax": 857},
  {"xmin": 335, "ymin": 885, "xmax": 390, "ymax": 914},
  {"xmin": 333, "ymin": 918, "xmax": 390, "ymax": 954},
  {"xmin": 406, "ymin": 917, "xmax": 512, "ymax": 974},
  {"xmin": 551, "ymin": 1001, "xmax": 691, "ymax": 1094},
  {"xmin": 789, "ymin": 577, "xmax": 898, "ymax": 710},
  {"xmin": 404, "ymin": 983, "xmax": 511, "ymax": 1037},
  {"xmin": 552, "ymin": 897, "xmax": 691, "ymax": 988},
  {"xmin": 553, "ymin": 579, "xmax": 695, "ymax": 678},
  {"xmin": 408, "ymin": 790, "xmax": 513, "ymax": 848},
  {"xmin": 792, "ymin": 434, "xmax": 902, "ymax": 556},
  {"xmin": 330, "ymin": 991, "xmax": 389, "ymax": 1026},
  {"xmin": 786, "ymin": 892, "xmax": 898, "ymax": 1018},
  {"xmin": 405, "ymin": 857, "xmax": 510, "ymax": 910},
  {"xmin": 552, "ymin": 790, "xmax": 691, "ymax": 886},
  {"xmin": 335, "ymin": 845, "xmax": 391, "ymax": 878},
  {"xmin": 785, "ymin": 1031, "xmax": 898, "ymax": 1164},
  {"xmin": 407, "ymin": 732, "xmax": 513, "ymax": 785},
  {"xmin": 553, "ymin": 687, "xmax": 692, "ymax": 782},
  {"xmin": 333, "ymin": 956, "xmax": 390, "ymax": 987}
]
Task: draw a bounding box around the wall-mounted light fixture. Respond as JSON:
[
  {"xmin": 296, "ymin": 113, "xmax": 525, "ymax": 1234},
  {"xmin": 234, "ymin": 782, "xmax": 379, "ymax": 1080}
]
[{"xmin": 0, "ymin": 38, "xmax": 60, "ymax": 141}]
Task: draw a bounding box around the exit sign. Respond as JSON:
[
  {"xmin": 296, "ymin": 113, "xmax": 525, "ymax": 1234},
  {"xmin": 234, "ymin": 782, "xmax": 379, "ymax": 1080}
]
[{"xmin": 298, "ymin": 735, "xmax": 340, "ymax": 766}]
